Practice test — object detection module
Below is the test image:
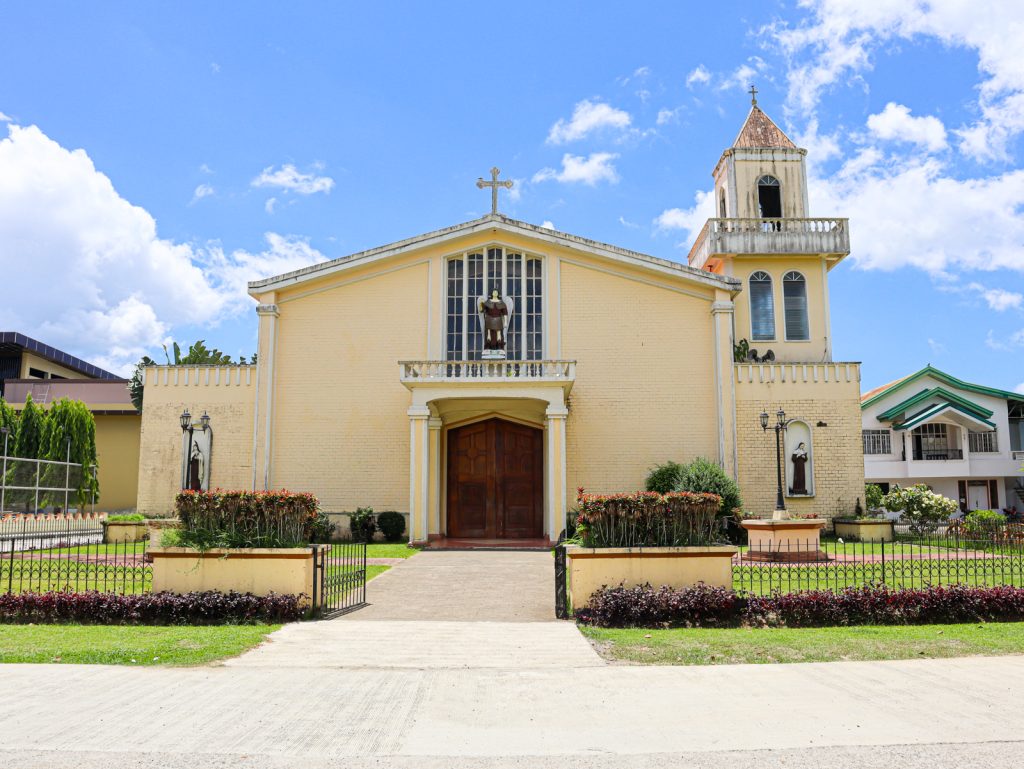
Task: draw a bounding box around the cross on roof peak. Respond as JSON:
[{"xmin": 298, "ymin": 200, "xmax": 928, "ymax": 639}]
[
  {"xmin": 749, "ymin": 84, "xmax": 759, "ymax": 107},
  {"xmin": 476, "ymin": 167, "xmax": 514, "ymax": 215}
]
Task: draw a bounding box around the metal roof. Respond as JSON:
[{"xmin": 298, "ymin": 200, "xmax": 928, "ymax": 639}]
[{"xmin": 0, "ymin": 332, "xmax": 119, "ymax": 380}]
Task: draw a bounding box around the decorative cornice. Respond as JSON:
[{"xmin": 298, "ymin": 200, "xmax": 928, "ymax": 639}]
[
  {"xmin": 711, "ymin": 301, "xmax": 735, "ymax": 315},
  {"xmin": 256, "ymin": 304, "xmax": 280, "ymax": 317}
]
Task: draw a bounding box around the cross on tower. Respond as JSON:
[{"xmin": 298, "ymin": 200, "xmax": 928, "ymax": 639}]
[
  {"xmin": 476, "ymin": 167, "xmax": 514, "ymax": 215},
  {"xmin": 749, "ymin": 84, "xmax": 758, "ymax": 106}
]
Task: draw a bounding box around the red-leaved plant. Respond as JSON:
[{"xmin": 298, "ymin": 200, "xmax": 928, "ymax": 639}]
[
  {"xmin": 574, "ymin": 488, "xmax": 723, "ymax": 548},
  {"xmin": 174, "ymin": 489, "xmax": 321, "ymax": 549}
]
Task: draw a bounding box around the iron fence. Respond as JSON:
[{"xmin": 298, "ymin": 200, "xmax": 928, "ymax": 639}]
[
  {"xmin": 310, "ymin": 542, "xmax": 367, "ymax": 617},
  {"xmin": 733, "ymin": 524, "xmax": 1024, "ymax": 596},
  {"xmin": 1, "ymin": 516, "xmax": 151, "ymax": 595}
]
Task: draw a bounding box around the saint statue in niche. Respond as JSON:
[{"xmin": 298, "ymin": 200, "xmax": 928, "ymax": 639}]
[
  {"xmin": 790, "ymin": 442, "xmax": 809, "ymax": 495},
  {"xmin": 188, "ymin": 440, "xmax": 205, "ymax": 491},
  {"xmin": 478, "ymin": 288, "xmax": 513, "ymax": 353},
  {"xmin": 181, "ymin": 427, "xmax": 212, "ymax": 492}
]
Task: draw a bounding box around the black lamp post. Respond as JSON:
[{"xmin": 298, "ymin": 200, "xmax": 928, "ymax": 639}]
[{"xmin": 760, "ymin": 407, "xmax": 794, "ymax": 514}]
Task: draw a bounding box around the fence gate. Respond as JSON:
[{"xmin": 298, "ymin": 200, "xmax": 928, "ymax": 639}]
[{"xmin": 311, "ymin": 542, "xmax": 367, "ymax": 617}]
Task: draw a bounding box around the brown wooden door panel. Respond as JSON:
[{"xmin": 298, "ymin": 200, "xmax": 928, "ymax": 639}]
[{"xmin": 447, "ymin": 418, "xmax": 543, "ymax": 539}]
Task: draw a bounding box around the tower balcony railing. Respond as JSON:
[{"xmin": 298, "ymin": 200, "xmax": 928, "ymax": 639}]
[
  {"xmin": 399, "ymin": 359, "xmax": 576, "ymax": 390},
  {"xmin": 688, "ymin": 217, "xmax": 850, "ymax": 269}
]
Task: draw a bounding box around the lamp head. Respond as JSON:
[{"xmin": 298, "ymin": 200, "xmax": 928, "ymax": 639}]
[
  {"xmin": 759, "ymin": 411, "xmax": 769, "ymax": 431},
  {"xmin": 199, "ymin": 411, "xmax": 211, "ymax": 432},
  {"xmin": 179, "ymin": 409, "xmax": 192, "ymax": 432},
  {"xmin": 776, "ymin": 408, "xmax": 786, "ymax": 426}
]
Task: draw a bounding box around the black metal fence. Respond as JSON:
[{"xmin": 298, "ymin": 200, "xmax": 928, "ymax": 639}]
[
  {"xmin": 734, "ymin": 524, "xmax": 1024, "ymax": 596},
  {"xmin": 310, "ymin": 542, "xmax": 367, "ymax": 617},
  {"xmin": 1, "ymin": 516, "xmax": 151, "ymax": 595}
]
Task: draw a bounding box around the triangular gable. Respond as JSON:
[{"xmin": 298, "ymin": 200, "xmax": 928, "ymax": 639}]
[
  {"xmin": 893, "ymin": 402, "xmax": 996, "ymax": 431},
  {"xmin": 733, "ymin": 106, "xmax": 797, "ymax": 149},
  {"xmin": 248, "ymin": 214, "xmax": 739, "ymax": 297},
  {"xmin": 878, "ymin": 386, "xmax": 994, "ymax": 423},
  {"xmin": 862, "ymin": 365, "xmax": 1024, "ymax": 409}
]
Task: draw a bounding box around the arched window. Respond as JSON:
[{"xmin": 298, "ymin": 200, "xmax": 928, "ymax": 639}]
[
  {"xmin": 748, "ymin": 271, "xmax": 775, "ymax": 341},
  {"xmin": 718, "ymin": 189, "xmax": 727, "ymax": 217},
  {"xmin": 445, "ymin": 247, "xmax": 543, "ymax": 360},
  {"xmin": 783, "ymin": 271, "xmax": 809, "ymax": 341},
  {"xmin": 756, "ymin": 174, "xmax": 782, "ymax": 219}
]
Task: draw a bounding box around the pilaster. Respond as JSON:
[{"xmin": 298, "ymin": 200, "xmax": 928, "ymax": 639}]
[
  {"xmin": 407, "ymin": 406, "xmax": 431, "ymax": 544},
  {"xmin": 712, "ymin": 294, "xmax": 738, "ymax": 479},
  {"xmin": 545, "ymin": 405, "xmax": 569, "ymax": 542}
]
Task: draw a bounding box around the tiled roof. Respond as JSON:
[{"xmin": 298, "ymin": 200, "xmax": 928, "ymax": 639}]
[{"xmin": 733, "ymin": 106, "xmax": 797, "ymax": 149}]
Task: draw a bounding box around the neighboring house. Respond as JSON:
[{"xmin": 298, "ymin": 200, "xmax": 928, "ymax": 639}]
[
  {"xmin": 137, "ymin": 97, "xmax": 864, "ymax": 540},
  {"xmin": 861, "ymin": 366, "xmax": 1024, "ymax": 514},
  {"xmin": 1, "ymin": 333, "xmax": 139, "ymax": 513}
]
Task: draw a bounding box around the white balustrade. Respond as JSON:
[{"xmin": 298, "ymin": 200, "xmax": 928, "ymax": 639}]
[{"xmin": 400, "ymin": 360, "xmax": 576, "ymax": 382}]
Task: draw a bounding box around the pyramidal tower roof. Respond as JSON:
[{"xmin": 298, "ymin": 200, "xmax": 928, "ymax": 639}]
[{"xmin": 732, "ymin": 104, "xmax": 797, "ymax": 149}]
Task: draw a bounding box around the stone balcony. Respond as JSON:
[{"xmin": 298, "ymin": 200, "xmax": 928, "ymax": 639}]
[
  {"xmin": 399, "ymin": 360, "xmax": 576, "ymax": 394},
  {"xmin": 688, "ymin": 217, "xmax": 850, "ymax": 269}
]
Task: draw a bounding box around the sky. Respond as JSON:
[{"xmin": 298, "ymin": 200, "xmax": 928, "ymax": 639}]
[{"xmin": 0, "ymin": 0, "xmax": 1022, "ymax": 394}]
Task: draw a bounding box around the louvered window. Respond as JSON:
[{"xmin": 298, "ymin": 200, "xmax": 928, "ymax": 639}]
[
  {"xmin": 748, "ymin": 271, "xmax": 775, "ymax": 341},
  {"xmin": 783, "ymin": 271, "xmax": 809, "ymax": 341}
]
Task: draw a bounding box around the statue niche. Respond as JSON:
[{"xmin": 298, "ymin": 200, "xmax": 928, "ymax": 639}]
[
  {"xmin": 784, "ymin": 421, "xmax": 813, "ymax": 497},
  {"xmin": 181, "ymin": 427, "xmax": 213, "ymax": 492},
  {"xmin": 478, "ymin": 288, "xmax": 513, "ymax": 359}
]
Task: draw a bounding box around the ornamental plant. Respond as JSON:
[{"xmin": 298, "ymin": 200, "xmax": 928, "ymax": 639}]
[
  {"xmin": 882, "ymin": 484, "xmax": 958, "ymax": 535},
  {"xmin": 864, "ymin": 483, "xmax": 884, "ymax": 512},
  {"xmin": 963, "ymin": 509, "xmax": 1007, "ymax": 538},
  {"xmin": 348, "ymin": 507, "xmax": 377, "ymax": 543},
  {"xmin": 174, "ymin": 489, "xmax": 321, "ymax": 549},
  {"xmin": 573, "ymin": 489, "xmax": 723, "ymax": 548}
]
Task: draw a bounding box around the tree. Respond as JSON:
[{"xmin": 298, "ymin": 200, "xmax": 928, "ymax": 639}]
[
  {"xmin": 0, "ymin": 397, "xmax": 17, "ymax": 454},
  {"xmin": 40, "ymin": 398, "xmax": 99, "ymax": 506},
  {"xmin": 883, "ymin": 484, "xmax": 958, "ymax": 535},
  {"xmin": 129, "ymin": 340, "xmax": 255, "ymax": 411},
  {"xmin": 678, "ymin": 457, "xmax": 743, "ymax": 516},
  {"xmin": 13, "ymin": 394, "xmax": 44, "ymax": 459}
]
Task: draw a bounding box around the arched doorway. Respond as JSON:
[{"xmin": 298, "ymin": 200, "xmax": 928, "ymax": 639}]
[{"xmin": 446, "ymin": 417, "xmax": 543, "ymax": 539}]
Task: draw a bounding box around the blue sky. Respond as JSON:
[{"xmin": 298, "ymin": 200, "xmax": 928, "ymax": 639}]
[{"xmin": 1, "ymin": 1, "xmax": 1022, "ymax": 393}]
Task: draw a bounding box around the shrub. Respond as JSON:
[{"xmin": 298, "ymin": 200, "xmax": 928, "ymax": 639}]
[
  {"xmin": 349, "ymin": 507, "xmax": 376, "ymax": 543},
  {"xmin": 864, "ymin": 483, "xmax": 884, "ymax": 512},
  {"xmin": 964, "ymin": 509, "xmax": 1007, "ymax": 537},
  {"xmin": 174, "ymin": 489, "xmax": 321, "ymax": 549},
  {"xmin": 574, "ymin": 489, "xmax": 722, "ymax": 547},
  {"xmin": 0, "ymin": 590, "xmax": 304, "ymax": 625},
  {"xmin": 575, "ymin": 582, "xmax": 739, "ymax": 628},
  {"xmin": 678, "ymin": 457, "xmax": 742, "ymax": 517},
  {"xmin": 575, "ymin": 583, "xmax": 1024, "ymax": 629},
  {"xmin": 883, "ymin": 484, "xmax": 958, "ymax": 535},
  {"xmin": 106, "ymin": 513, "xmax": 145, "ymax": 523},
  {"xmin": 307, "ymin": 511, "xmax": 336, "ymax": 544},
  {"xmin": 376, "ymin": 511, "xmax": 405, "ymax": 542},
  {"xmin": 644, "ymin": 462, "xmax": 684, "ymax": 494}
]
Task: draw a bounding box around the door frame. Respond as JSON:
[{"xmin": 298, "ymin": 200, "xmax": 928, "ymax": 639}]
[{"xmin": 444, "ymin": 416, "xmax": 544, "ymax": 539}]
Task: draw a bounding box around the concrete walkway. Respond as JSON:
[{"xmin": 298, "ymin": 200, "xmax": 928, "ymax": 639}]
[
  {"xmin": 231, "ymin": 550, "xmax": 605, "ymax": 669},
  {"xmin": 3, "ymin": 656, "xmax": 1024, "ymax": 767}
]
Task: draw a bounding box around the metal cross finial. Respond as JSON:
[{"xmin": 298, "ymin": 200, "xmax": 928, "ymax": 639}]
[
  {"xmin": 476, "ymin": 166, "xmax": 514, "ymax": 215},
  {"xmin": 749, "ymin": 84, "xmax": 759, "ymax": 106}
]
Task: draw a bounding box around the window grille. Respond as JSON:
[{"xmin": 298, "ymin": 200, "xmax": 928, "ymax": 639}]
[
  {"xmin": 969, "ymin": 431, "xmax": 998, "ymax": 453},
  {"xmin": 862, "ymin": 429, "xmax": 891, "ymax": 455}
]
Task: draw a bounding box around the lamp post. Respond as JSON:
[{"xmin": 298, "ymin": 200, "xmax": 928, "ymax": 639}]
[
  {"xmin": 179, "ymin": 410, "xmax": 211, "ymax": 490},
  {"xmin": 760, "ymin": 407, "xmax": 794, "ymax": 516},
  {"xmin": 1, "ymin": 426, "xmax": 9, "ymax": 514}
]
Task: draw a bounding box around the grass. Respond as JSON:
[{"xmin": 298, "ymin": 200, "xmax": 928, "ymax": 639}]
[
  {"xmin": 1, "ymin": 560, "xmax": 151, "ymax": 595},
  {"xmin": 365, "ymin": 543, "xmax": 420, "ymax": 559},
  {"xmin": 0, "ymin": 624, "xmax": 280, "ymax": 665},
  {"xmin": 581, "ymin": 622, "xmax": 1024, "ymax": 666}
]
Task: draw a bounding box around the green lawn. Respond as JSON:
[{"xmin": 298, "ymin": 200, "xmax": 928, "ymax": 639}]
[
  {"xmin": 366, "ymin": 564, "xmax": 390, "ymax": 580},
  {"xmin": 366, "ymin": 543, "xmax": 420, "ymax": 559},
  {"xmin": 1, "ymin": 559, "xmax": 151, "ymax": 595},
  {"xmin": 0, "ymin": 624, "xmax": 280, "ymax": 665},
  {"xmin": 581, "ymin": 622, "xmax": 1024, "ymax": 666}
]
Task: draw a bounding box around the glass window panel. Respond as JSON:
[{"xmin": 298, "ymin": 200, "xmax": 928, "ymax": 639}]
[
  {"xmin": 749, "ymin": 271, "xmax": 775, "ymax": 341},
  {"xmin": 783, "ymin": 271, "xmax": 809, "ymax": 341}
]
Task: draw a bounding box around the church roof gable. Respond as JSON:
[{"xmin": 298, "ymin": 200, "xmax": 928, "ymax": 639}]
[
  {"xmin": 248, "ymin": 214, "xmax": 739, "ymax": 295},
  {"xmin": 733, "ymin": 106, "xmax": 797, "ymax": 149}
]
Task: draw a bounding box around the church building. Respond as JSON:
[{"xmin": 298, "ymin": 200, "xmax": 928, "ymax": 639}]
[{"xmin": 136, "ymin": 99, "xmax": 865, "ymax": 543}]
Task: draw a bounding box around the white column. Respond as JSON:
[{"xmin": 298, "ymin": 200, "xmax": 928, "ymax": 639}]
[
  {"xmin": 256, "ymin": 303, "xmax": 279, "ymax": 490},
  {"xmin": 712, "ymin": 296, "xmax": 738, "ymax": 478},
  {"xmin": 545, "ymin": 405, "xmax": 568, "ymax": 542},
  {"xmin": 428, "ymin": 417, "xmax": 442, "ymax": 539},
  {"xmin": 407, "ymin": 406, "xmax": 431, "ymax": 544}
]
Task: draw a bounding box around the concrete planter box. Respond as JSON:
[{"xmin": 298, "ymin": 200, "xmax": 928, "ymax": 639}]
[
  {"xmin": 102, "ymin": 521, "xmax": 148, "ymax": 543},
  {"xmin": 741, "ymin": 519, "xmax": 828, "ymax": 562},
  {"xmin": 564, "ymin": 545, "xmax": 738, "ymax": 610},
  {"xmin": 146, "ymin": 518, "xmax": 181, "ymax": 545},
  {"xmin": 833, "ymin": 519, "xmax": 894, "ymax": 543},
  {"xmin": 149, "ymin": 547, "xmax": 315, "ymax": 604}
]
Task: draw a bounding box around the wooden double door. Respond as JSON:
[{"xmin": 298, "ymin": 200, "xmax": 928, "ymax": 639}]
[{"xmin": 446, "ymin": 418, "xmax": 543, "ymax": 539}]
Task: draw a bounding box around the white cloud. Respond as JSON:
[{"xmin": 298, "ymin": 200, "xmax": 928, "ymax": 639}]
[
  {"xmin": 264, "ymin": 197, "xmax": 277, "ymax": 214},
  {"xmin": 191, "ymin": 183, "xmax": 215, "ymax": 203},
  {"xmin": 618, "ymin": 216, "xmax": 639, "ymax": 229},
  {"xmin": 686, "ymin": 65, "xmax": 711, "ymax": 88},
  {"xmin": 768, "ymin": 0, "xmax": 1024, "ymax": 160},
  {"xmin": 546, "ymin": 100, "xmax": 632, "ymax": 145},
  {"xmin": 927, "ymin": 338, "xmax": 947, "ymax": 355},
  {"xmin": 633, "ymin": 66, "xmax": 651, "ymax": 79},
  {"xmin": 0, "ymin": 123, "xmax": 324, "ymax": 374},
  {"xmin": 718, "ymin": 58, "xmax": 769, "ymax": 93},
  {"xmin": 867, "ymin": 103, "xmax": 948, "ymax": 152},
  {"xmin": 656, "ymin": 107, "xmax": 681, "ymax": 125},
  {"xmin": 0, "ymin": 112, "xmax": 12, "ymax": 123},
  {"xmin": 533, "ymin": 153, "xmax": 620, "ymax": 186},
  {"xmin": 199, "ymin": 163, "xmax": 213, "ymax": 174},
  {"xmin": 965, "ymin": 283, "xmax": 1023, "ymax": 311},
  {"xmin": 987, "ymin": 329, "xmax": 1024, "ymax": 351},
  {"xmin": 252, "ymin": 163, "xmax": 334, "ymax": 195},
  {"xmin": 654, "ymin": 189, "xmax": 716, "ymax": 248},
  {"xmin": 1016, "ymin": 382, "xmax": 1024, "ymax": 394},
  {"xmin": 540, "ymin": 220, "xmax": 555, "ymax": 230}
]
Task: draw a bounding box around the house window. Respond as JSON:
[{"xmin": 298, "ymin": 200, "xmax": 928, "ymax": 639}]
[
  {"xmin": 782, "ymin": 271, "xmax": 809, "ymax": 341},
  {"xmin": 445, "ymin": 247, "xmax": 543, "ymax": 360},
  {"xmin": 757, "ymin": 175, "xmax": 782, "ymax": 218},
  {"xmin": 969, "ymin": 430, "xmax": 998, "ymax": 453},
  {"xmin": 748, "ymin": 271, "xmax": 775, "ymax": 341},
  {"xmin": 912, "ymin": 423, "xmax": 960, "ymax": 460},
  {"xmin": 862, "ymin": 429, "xmax": 891, "ymax": 455}
]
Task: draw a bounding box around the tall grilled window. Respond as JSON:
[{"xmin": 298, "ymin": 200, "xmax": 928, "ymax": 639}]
[
  {"xmin": 862, "ymin": 429, "xmax": 892, "ymax": 455},
  {"xmin": 445, "ymin": 247, "xmax": 543, "ymax": 360},
  {"xmin": 749, "ymin": 271, "xmax": 775, "ymax": 341},
  {"xmin": 783, "ymin": 271, "xmax": 809, "ymax": 341},
  {"xmin": 968, "ymin": 431, "xmax": 998, "ymax": 453}
]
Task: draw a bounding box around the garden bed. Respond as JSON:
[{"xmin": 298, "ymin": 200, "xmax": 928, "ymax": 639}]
[
  {"xmin": 833, "ymin": 518, "xmax": 894, "ymax": 542},
  {"xmin": 150, "ymin": 547, "xmax": 318, "ymax": 604}
]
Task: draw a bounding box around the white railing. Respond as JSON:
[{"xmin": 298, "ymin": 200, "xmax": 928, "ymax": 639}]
[
  {"xmin": 711, "ymin": 217, "xmax": 846, "ymax": 234},
  {"xmin": 734, "ymin": 362, "xmax": 861, "ymax": 385},
  {"xmin": 688, "ymin": 217, "xmax": 850, "ymax": 268},
  {"xmin": 400, "ymin": 360, "xmax": 576, "ymax": 382}
]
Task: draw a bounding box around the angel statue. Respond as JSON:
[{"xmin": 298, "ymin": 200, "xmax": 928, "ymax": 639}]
[{"xmin": 478, "ymin": 288, "xmax": 513, "ymax": 354}]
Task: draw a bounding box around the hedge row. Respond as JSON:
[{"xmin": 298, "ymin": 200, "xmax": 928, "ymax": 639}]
[
  {"xmin": 0, "ymin": 590, "xmax": 305, "ymax": 625},
  {"xmin": 175, "ymin": 489, "xmax": 326, "ymax": 548},
  {"xmin": 575, "ymin": 583, "xmax": 1024, "ymax": 628}
]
